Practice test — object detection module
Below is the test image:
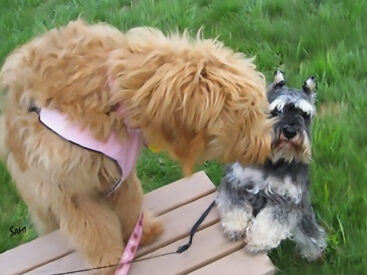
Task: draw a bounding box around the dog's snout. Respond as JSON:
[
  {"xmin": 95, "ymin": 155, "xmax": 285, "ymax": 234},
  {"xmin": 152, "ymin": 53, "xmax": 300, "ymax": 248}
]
[{"xmin": 283, "ymin": 126, "xmax": 297, "ymax": 139}]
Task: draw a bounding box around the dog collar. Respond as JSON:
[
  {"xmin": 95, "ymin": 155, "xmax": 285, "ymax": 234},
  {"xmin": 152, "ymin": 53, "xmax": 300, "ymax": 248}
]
[{"xmin": 37, "ymin": 108, "xmax": 143, "ymax": 196}]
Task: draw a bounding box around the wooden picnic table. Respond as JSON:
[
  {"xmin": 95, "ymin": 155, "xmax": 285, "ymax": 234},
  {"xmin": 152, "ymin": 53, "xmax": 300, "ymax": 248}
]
[{"xmin": 0, "ymin": 171, "xmax": 275, "ymax": 275}]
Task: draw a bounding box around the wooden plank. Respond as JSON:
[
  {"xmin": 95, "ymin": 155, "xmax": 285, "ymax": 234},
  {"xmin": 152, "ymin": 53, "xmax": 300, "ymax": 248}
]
[
  {"xmin": 189, "ymin": 250, "xmax": 275, "ymax": 275},
  {"xmin": 143, "ymin": 171, "xmax": 215, "ymax": 215},
  {"xmin": 0, "ymin": 231, "xmax": 73, "ymax": 275},
  {"xmin": 129, "ymin": 224, "xmax": 244, "ymax": 275},
  {"xmin": 137, "ymin": 193, "xmax": 218, "ymax": 256},
  {"xmin": 25, "ymin": 252, "xmax": 93, "ymax": 275},
  {"xmin": 1, "ymin": 171, "xmax": 215, "ymax": 275},
  {"xmin": 25, "ymin": 193, "xmax": 219, "ymax": 275}
]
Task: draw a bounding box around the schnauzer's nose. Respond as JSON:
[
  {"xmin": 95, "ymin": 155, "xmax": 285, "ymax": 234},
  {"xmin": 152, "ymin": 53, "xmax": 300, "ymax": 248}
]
[{"xmin": 283, "ymin": 126, "xmax": 297, "ymax": 139}]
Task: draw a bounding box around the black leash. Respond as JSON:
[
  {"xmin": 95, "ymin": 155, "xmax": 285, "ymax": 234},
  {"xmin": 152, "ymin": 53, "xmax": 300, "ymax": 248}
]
[
  {"xmin": 175, "ymin": 200, "xmax": 216, "ymax": 253},
  {"xmin": 48, "ymin": 200, "xmax": 216, "ymax": 275}
]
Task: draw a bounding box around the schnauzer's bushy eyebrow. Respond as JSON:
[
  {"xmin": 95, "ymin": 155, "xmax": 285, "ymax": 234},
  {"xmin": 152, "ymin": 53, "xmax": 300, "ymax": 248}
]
[
  {"xmin": 293, "ymin": 99, "xmax": 315, "ymax": 115},
  {"xmin": 269, "ymin": 95, "xmax": 289, "ymax": 111},
  {"xmin": 270, "ymin": 96, "xmax": 315, "ymax": 116}
]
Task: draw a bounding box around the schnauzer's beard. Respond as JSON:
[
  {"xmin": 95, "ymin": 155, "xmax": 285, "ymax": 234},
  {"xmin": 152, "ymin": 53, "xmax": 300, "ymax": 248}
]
[{"xmin": 271, "ymin": 130, "xmax": 311, "ymax": 163}]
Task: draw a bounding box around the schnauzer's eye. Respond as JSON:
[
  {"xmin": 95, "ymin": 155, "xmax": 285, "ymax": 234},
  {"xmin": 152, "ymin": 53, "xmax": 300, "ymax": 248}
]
[
  {"xmin": 271, "ymin": 108, "xmax": 282, "ymax": 117},
  {"xmin": 302, "ymin": 112, "xmax": 310, "ymax": 120}
]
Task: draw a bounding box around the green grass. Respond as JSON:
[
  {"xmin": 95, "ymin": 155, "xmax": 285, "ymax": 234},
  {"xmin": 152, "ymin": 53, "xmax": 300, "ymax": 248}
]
[{"xmin": 0, "ymin": 0, "xmax": 366, "ymax": 274}]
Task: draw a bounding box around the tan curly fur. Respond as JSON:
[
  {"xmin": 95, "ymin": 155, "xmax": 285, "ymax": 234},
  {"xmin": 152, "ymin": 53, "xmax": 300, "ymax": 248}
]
[{"xmin": 0, "ymin": 20, "xmax": 272, "ymax": 273}]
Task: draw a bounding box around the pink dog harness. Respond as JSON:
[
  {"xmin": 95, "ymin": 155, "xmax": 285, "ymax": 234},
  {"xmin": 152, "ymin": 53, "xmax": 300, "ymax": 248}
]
[
  {"xmin": 39, "ymin": 108, "xmax": 143, "ymax": 196},
  {"xmin": 37, "ymin": 107, "xmax": 144, "ymax": 275}
]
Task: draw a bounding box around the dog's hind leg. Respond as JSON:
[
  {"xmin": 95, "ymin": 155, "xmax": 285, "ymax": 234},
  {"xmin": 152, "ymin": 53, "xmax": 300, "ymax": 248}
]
[
  {"xmin": 292, "ymin": 209, "xmax": 327, "ymax": 261},
  {"xmin": 108, "ymin": 171, "xmax": 163, "ymax": 246}
]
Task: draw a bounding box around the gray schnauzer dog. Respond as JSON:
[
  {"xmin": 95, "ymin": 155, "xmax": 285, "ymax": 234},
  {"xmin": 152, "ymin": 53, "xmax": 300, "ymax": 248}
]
[{"xmin": 216, "ymin": 70, "xmax": 326, "ymax": 260}]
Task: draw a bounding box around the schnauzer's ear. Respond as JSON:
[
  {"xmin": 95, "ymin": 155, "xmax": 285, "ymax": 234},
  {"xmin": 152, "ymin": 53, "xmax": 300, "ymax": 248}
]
[
  {"xmin": 273, "ymin": 70, "xmax": 286, "ymax": 88},
  {"xmin": 302, "ymin": 76, "xmax": 317, "ymax": 103},
  {"xmin": 302, "ymin": 76, "xmax": 317, "ymax": 94}
]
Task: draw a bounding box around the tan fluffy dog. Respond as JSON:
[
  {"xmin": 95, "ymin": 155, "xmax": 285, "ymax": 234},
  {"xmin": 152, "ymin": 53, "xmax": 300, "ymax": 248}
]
[{"xmin": 0, "ymin": 20, "xmax": 272, "ymax": 273}]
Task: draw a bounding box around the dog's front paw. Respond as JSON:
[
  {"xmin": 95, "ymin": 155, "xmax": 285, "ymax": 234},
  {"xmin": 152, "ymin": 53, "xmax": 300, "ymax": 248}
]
[
  {"xmin": 245, "ymin": 224, "xmax": 275, "ymax": 254},
  {"xmin": 244, "ymin": 212, "xmax": 291, "ymax": 254},
  {"xmin": 219, "ymin": 208, "xmax": 251, "ymax": 241},
  {"xmin": 222, "ymin": 225, "xmax": 246, "ymax": 241},
  {"xmin": 245, "ymin": 235, "xmax": 275, "ymax": 254},
  {"xmin": 245, "ymin": 236, "xmax": 277, "ymax": 254},
  {"xmin": 245, "ymin": 243, "xmax": 269, "ymax": 255},
  {"xmin": 140, "ymin": 211, "xmax": 164, "ymax": 245}
]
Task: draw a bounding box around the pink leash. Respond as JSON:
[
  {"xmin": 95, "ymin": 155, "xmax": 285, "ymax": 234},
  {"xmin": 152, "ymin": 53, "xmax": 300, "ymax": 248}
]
[
  {"xmin": 37, "ymin": 108, "xmax": 144, "ymax": 275},
  {"xmin": 114, "ymin": 213, "xmax": 144, "ymax": 275}
]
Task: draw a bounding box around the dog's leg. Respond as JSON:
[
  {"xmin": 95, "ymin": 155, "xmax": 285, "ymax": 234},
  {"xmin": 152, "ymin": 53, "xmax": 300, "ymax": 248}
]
[
  {"xmin": 10, "ymin": 153, "xmax": 122, "ymax": 273},
  {"xmin": 216, "ymin": 185, "xmax": 253, "ymax": 241},
  {"xmin": 292, "ymin": 208, "xmax": 327, "ymax": 260},
  {"xmin": 57, "ymin": 194, "xmax": 124, "ymax": 274},
  {"xmin": 109, "ymin": 171, "xmax": 163, "ymax": 246},
  {"xmin": 245, "ymin": 205, "xmax": 296, "ymax": 254}
]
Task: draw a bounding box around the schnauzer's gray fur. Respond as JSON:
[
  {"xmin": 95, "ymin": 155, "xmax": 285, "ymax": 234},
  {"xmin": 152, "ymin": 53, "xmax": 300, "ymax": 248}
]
[{"xmin": 216, "ymin": 71, "xmax": 326, "ymax": 260}]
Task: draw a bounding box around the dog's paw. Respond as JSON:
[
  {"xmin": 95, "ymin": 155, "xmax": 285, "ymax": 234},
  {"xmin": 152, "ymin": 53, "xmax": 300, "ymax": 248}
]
[
  {"xmin": 245, "ymin": 243, "xmax": 271, "ymax": 254},
  {"xmin": 244, "ymin": 210, "xmax": 291, "ymax": 254},
  {"xmin": 140, "ymin": 212, "xmax": 164, "ymax": 245},
  {"xmin": 222, "ymin": 226, "xmax": 246, "ymax": 241},
  {"xmin": 244, "ymin": 226, "xmax": 278, "ymax": 254},
  {"xmin": 219, "ymin": 209, "xmax": 251, "ymax": 241}
]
